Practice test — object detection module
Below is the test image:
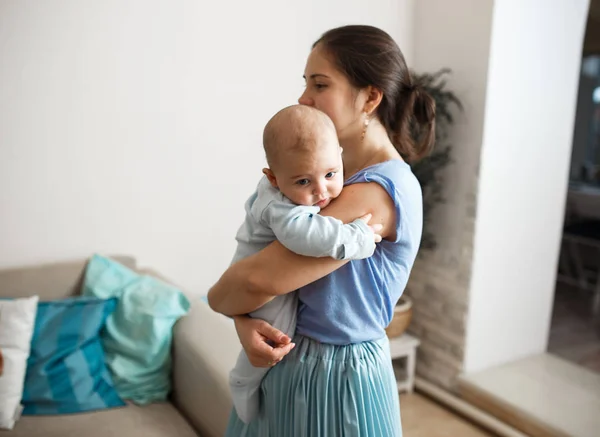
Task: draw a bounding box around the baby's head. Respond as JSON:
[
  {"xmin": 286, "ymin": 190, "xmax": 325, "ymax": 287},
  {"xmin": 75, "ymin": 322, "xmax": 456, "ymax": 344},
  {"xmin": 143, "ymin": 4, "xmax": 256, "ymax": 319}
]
[{"xmin": 263, "ymin": 105, "xmax": 343, "ymax": 208}]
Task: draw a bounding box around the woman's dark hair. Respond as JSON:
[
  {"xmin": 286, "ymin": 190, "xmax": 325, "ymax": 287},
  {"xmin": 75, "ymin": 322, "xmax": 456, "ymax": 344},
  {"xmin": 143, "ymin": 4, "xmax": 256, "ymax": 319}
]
[{"xmin": 314, "ymin": 25, "xmax": 436, "ymax": 162}]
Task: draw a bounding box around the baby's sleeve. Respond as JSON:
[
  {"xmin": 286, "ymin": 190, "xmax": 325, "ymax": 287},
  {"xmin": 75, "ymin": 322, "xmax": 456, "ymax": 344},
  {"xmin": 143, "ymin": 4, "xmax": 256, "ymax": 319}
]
[{"xmin": 261, "ymin": 201, "xmax": 376, "ymax": 260}]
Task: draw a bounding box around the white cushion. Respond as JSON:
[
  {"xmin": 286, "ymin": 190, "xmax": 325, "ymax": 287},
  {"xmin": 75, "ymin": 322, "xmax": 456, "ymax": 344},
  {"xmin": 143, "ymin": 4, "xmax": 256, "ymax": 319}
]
[{"xmin": 0, "ymin": 296, "xmax": 39, "ymax": 430}]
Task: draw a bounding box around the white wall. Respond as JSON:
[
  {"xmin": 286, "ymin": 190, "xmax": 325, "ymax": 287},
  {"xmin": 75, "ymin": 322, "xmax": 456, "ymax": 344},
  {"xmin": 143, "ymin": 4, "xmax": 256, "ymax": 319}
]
[
  {"xmin": 0, "ymin": 0, "xmax": 415, "ymax": 294},
  {"xmin": 464, "ymin": 0, "xmax": 590, "ymax": 373}
]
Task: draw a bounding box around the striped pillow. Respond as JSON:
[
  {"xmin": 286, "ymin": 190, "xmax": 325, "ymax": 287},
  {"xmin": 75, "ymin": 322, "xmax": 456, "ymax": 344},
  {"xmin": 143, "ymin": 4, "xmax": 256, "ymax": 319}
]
[{"xmin": 22, "ymin": 296, "xmax": 125, "ymax": 415}]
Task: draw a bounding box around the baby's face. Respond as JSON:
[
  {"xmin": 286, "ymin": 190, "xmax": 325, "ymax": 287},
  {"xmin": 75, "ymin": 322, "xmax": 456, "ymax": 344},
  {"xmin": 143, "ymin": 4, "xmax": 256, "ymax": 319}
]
[{"xmin": 272, "ymin": 141, "xmax": 344, "ymax": 209}]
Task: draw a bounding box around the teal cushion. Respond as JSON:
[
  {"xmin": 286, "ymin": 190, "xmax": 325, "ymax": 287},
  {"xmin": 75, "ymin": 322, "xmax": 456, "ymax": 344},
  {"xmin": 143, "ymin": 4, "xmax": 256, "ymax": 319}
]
[
  {"xmin": 82, "ymin": 254, "xmax": 190, "ymax": 405},
  {"xmin": 23, "ymin": 296, "xmax": 125, "ymax": 415}
]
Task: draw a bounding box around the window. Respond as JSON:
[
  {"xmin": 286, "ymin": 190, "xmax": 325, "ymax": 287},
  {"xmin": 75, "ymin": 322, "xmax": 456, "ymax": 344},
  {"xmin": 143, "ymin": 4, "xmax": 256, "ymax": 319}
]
[{"xmin": 571, "ymin": 55, "xmax": 600, "ymax": 186}]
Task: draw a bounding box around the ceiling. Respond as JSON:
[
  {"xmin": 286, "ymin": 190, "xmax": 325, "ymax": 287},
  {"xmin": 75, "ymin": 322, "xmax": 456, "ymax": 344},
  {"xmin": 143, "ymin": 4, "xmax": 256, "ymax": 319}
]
[{"xmin": 584, "ymin": 0, "xmax": 600, "ymax": 55}]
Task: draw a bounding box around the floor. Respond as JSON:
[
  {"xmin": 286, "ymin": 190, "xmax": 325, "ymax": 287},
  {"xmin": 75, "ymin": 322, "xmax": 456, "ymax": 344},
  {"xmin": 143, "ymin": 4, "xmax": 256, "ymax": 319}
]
[
  {"xmin": 548, "ymin": 283, "xmax": 600, "ymax": 374},
  {"xmin": 400, "ymin": 393, "xmax": 494, "ymax": 437},
  {"xmin": 459, "ymin": 353, "xmax": 600, "ymax": 437}
]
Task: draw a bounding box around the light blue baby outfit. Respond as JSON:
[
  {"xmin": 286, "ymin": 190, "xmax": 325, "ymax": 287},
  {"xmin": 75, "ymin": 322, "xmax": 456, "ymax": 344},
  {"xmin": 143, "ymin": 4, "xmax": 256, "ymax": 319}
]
[
  {"xmin": 225, "ymin": 159, "xmax": 423, "ymax": 437},
  {"xmin": 229, "ymin": 176, "xmax": 376, "ymax": 424}
]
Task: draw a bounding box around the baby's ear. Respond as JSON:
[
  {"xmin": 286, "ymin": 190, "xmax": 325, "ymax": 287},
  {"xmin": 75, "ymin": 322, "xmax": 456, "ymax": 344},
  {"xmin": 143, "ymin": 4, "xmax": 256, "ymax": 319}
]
[{"xmin": 262, "ymin": 168, "xmax": 279, "ymax": 188}]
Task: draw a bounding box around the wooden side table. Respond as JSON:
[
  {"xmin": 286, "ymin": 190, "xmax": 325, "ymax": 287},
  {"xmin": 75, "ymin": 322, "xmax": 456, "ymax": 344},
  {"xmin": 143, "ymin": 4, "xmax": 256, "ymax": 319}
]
[{"xmin": 388, "ymin": 333, "xmax": 420, "ymax": 393}]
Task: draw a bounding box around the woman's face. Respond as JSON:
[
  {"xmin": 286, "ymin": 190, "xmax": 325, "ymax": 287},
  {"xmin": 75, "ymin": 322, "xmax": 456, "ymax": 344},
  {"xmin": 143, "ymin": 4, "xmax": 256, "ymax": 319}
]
[{"xmin": 298, "ymin": 44, "xmax": 366, "ymax": 144}]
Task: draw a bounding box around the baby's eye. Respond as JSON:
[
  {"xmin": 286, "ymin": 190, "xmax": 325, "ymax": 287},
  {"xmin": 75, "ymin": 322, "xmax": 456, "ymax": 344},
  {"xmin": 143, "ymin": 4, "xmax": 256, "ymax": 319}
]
[
  {"xmin": 315, "ymin": 83, "xmax": 327, "ymax": 90},
  {"xmin": 296, "ymin": 179, "xmax": 310, "ymax": 186},
  {"xmin": 325, "ymin": 172, "xmax": 336, "ymax": 178}
]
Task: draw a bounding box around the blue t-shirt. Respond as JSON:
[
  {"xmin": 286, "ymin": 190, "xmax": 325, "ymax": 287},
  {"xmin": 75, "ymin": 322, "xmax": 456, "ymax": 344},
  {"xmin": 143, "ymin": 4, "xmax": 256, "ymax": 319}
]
[{"xmin": 295, "ymin": 160, "xmax": 423, "ymax": 344}]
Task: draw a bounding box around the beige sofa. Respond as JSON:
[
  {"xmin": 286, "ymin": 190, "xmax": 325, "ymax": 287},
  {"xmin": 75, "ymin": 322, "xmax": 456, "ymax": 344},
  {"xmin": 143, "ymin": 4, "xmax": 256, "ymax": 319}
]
[{"xmin": 0, "ymin": 255, "xmax": 240, "ymax": 437}]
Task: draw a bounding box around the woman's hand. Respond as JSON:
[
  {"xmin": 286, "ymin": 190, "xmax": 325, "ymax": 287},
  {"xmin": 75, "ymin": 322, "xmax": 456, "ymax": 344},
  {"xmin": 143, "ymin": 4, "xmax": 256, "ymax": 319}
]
[{"xmin": 233, "ymin": 315, "xmax": 296, "ymax": 367}]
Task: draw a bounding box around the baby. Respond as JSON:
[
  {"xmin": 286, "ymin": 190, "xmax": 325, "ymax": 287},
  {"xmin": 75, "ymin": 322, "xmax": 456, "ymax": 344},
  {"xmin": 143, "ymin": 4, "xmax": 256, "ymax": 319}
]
[{"xmin": 228, "ymin": 105, "xmax": 379, "ymax": 423}]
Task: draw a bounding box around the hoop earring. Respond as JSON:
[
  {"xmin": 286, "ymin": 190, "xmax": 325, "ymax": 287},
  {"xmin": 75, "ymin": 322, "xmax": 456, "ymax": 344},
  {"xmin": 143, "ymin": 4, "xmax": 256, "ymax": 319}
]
[{"xmin": 361, "ymin": 112, "xmax": 370, "ymax": 141}]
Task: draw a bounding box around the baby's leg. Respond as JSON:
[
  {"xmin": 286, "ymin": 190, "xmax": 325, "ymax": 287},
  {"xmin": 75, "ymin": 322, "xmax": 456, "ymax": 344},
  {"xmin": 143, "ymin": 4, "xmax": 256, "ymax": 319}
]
[
  {"xmin": 249, "ymin": 292, "xmax": 298, "ymax": 338},
  {"xmin": 229, "ymin": 349, "xmax": 267, "ymax": 423},
  {"xmin": 229, "ymin": 292, "xmax": 298, "ymax": 423}
]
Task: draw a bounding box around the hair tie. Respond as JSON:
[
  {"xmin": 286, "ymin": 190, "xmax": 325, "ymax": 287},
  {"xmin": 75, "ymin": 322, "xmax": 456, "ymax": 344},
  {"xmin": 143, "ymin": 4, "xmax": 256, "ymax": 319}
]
[
  {"xmin": 410, "ymin": 83, "xmax": 421, "ymax": 93},
  {"xmin": 404, "ymin": 83, "xmax": 418, "ymax": 96}
]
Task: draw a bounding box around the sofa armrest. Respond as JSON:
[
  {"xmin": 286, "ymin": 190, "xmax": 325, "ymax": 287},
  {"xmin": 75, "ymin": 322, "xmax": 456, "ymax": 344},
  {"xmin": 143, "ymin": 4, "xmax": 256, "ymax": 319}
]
[{"xmin": 171, "ymin": 297, "xmax": 240, "ymax": 437}]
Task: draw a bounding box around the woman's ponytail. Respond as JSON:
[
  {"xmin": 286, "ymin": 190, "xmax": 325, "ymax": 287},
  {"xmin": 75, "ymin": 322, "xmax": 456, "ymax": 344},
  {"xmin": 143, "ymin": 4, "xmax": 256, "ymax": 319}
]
[{"xmin": 391, "ymin": 81, "xmax": 436, "ymax": 162}]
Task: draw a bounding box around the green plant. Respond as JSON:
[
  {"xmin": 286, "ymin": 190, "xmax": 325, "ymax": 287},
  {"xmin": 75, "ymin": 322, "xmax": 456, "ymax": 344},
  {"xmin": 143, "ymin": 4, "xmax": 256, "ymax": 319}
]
[{"xmin": 411, "ymin": 68, "xmax": 463, "ymax": 250}]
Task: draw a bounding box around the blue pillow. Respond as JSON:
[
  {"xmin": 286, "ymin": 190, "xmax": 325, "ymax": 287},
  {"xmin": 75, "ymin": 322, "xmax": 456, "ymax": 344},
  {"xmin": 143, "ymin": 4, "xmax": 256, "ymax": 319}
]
[
  {"xmin": 82, "ymin": 254, "xmax": 190, "ymax": 405},
  {"xmin": 22, "ymin": 296, "xmax": 125, "ymax": 415}
]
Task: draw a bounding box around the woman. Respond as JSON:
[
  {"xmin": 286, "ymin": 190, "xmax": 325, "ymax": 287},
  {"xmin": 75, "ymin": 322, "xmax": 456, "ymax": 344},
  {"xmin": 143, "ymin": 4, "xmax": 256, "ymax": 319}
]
[{"xmin": 208, "ymin": 24, "xmax": 435, "ymax": 436}]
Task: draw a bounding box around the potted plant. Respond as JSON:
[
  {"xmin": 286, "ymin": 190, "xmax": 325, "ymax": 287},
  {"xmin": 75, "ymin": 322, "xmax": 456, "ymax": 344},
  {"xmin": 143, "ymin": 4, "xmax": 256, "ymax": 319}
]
[
  {"xmin": 385, "ymin": 295, "xmax": 414, "ymax": 338},
  {"xmin": 386, "ymin": 69, "xmax": 463, "ymax": 338},
  {"xmin": 411, "ymin": 68, "xmax": 463, "ymax": 251}
]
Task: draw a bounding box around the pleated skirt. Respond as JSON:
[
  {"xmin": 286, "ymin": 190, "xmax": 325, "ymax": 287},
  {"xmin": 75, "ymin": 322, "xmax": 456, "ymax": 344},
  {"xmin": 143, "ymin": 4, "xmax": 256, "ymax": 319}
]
[{"xmin": 225, "ymin": 334, "xmax": 402, "ymax": 437}]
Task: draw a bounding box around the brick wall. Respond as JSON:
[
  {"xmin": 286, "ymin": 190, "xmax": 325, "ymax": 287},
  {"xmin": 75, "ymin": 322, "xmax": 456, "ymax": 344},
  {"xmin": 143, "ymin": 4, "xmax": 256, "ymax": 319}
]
[{"xmin": 405, "ymin": 172, "xmax": 479, "ymax": 391}]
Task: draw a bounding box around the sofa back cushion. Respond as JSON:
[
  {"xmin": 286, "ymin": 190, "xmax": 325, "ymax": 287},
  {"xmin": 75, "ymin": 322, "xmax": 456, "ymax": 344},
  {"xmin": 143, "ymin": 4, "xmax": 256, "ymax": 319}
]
[
  {"xmin": 82, "ymin": 254, "xmax": 190, "ymax": 405},
  {"xmin": 0, "ymin": 256, "xmax": 136, "ymax": 301},
  {"xmin": 22, "ymin": 296, "xmax": 125, "ymax": 414}
]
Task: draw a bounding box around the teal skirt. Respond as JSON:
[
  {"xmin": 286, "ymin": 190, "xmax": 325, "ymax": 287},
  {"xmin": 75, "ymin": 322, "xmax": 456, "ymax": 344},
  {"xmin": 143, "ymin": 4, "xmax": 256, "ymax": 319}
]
[{"xmin": 225, "ymin": 334, "xmax": 402, "ymax": 437}]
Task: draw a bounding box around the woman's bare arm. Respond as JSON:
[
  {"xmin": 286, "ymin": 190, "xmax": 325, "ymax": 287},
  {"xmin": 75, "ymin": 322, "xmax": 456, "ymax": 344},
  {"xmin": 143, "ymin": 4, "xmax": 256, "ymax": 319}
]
[{"xmin": 207, "ymin": 182, "xmax": 396, "ymax": 316}]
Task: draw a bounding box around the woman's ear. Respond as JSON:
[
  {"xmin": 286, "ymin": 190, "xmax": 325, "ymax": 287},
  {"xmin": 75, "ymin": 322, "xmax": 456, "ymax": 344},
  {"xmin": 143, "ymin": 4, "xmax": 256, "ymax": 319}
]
[
  {"xmin": 363, "ymin": 85, "xmax": 383, "ymax": 115},
  {"xmin": 262, "ymin": 168, "xmax": 279, "ymax": 188}
]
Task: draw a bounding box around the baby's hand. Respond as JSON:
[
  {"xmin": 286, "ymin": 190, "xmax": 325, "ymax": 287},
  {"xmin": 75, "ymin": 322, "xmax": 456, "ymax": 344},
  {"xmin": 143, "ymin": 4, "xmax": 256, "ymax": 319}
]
[{"xmin": 357, "ymin": 213, "xmax": 383, "ymax": 243}]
